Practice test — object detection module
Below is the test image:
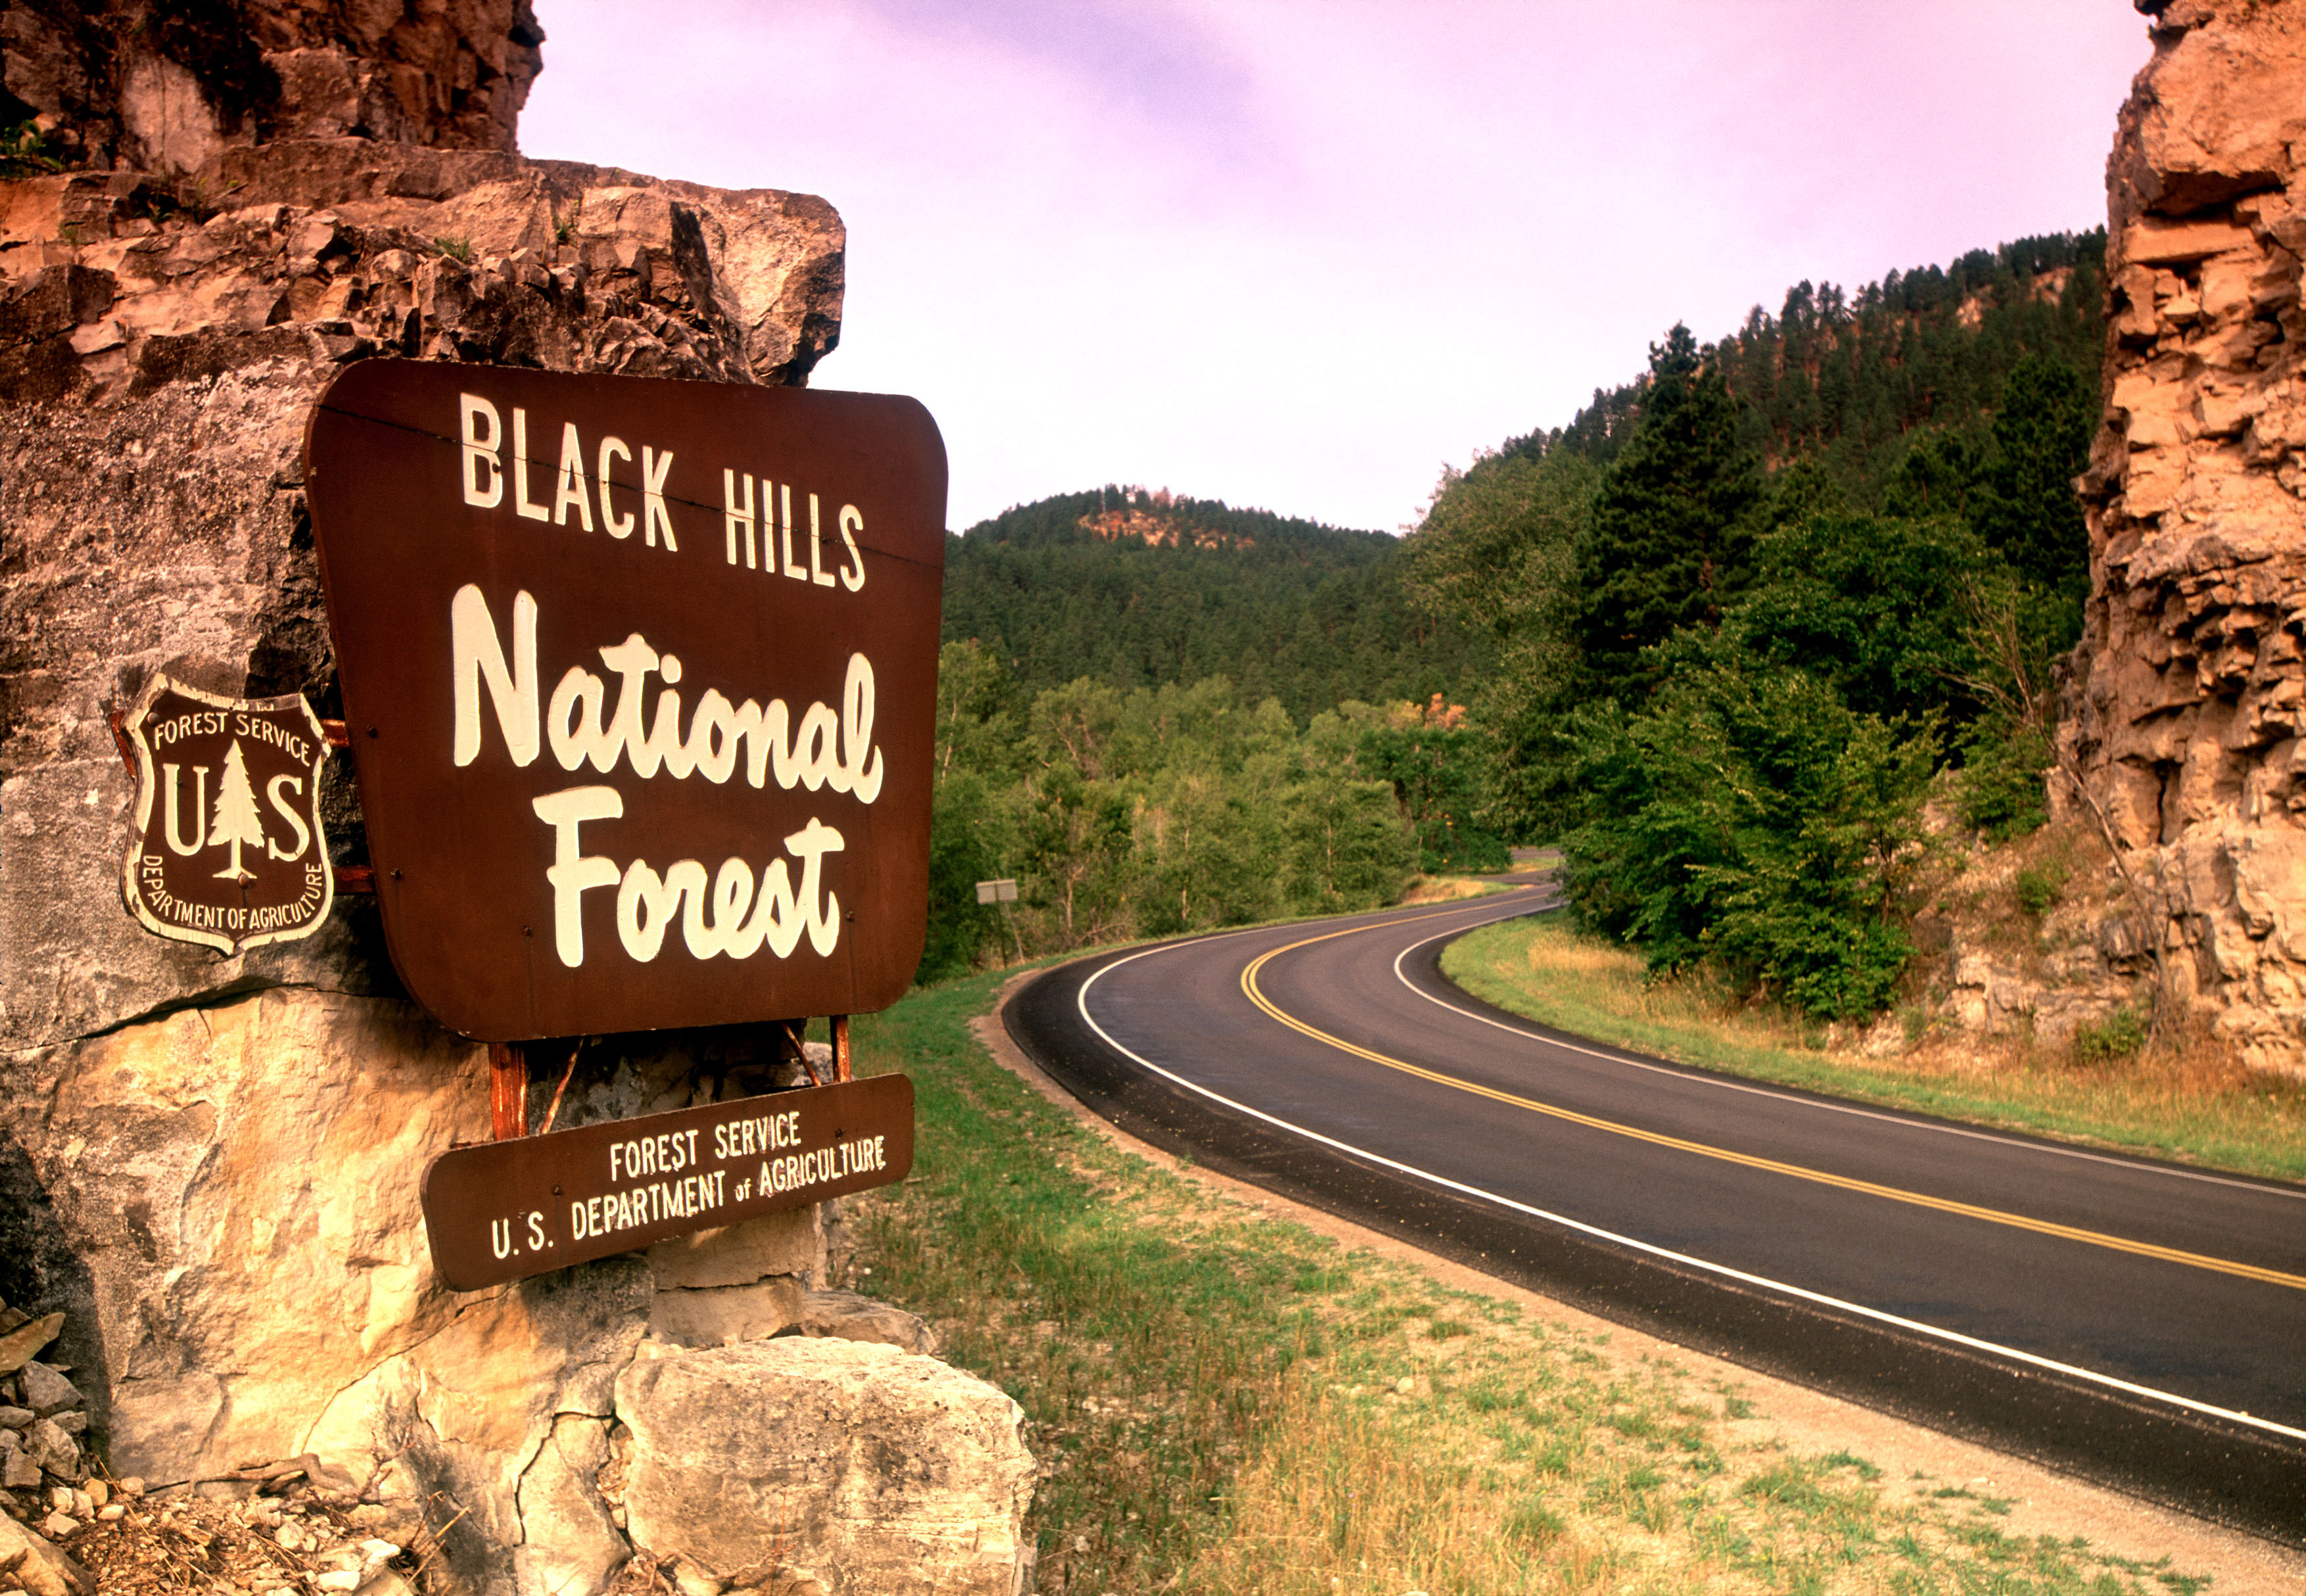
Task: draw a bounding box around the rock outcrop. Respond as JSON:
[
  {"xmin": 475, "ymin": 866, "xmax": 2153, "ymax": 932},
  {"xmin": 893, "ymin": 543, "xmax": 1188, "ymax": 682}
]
[
  {"xmin": 2069, "ymin": 0, "xmax": 2306, "ymax": 1074},
  {"xmin": 0, "ymin": 7, "xmax": 1027, "ymax": 1594},
  {"xmin": 5, "ymin": 0, "xmax": 544, "ymax": 174}
]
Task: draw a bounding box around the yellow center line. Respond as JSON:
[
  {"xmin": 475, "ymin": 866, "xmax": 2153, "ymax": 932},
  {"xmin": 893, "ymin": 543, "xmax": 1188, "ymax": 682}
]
[{"xmin": 1240, "ymin": 922, "xmax": 2306, "ymax": 1294}]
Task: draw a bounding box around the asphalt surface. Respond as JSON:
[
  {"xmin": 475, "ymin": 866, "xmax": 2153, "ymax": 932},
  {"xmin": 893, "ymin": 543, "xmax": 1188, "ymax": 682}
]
[{"xmin": 1004, "ymin": 881, "xmax": 2306, "ymax": 1542}]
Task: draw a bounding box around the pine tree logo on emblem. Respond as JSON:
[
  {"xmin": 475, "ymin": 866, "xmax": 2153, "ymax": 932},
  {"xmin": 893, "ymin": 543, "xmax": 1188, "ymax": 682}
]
[{"xmin": 120, "ymin": 674, "xmax": 335, "ymax": 955}]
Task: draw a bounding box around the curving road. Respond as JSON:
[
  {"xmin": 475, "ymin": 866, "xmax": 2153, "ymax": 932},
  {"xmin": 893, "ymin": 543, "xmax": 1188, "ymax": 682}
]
[{"xmin": 1004, "ymin": 883, "xmax": 2306, "ymax": 1541}]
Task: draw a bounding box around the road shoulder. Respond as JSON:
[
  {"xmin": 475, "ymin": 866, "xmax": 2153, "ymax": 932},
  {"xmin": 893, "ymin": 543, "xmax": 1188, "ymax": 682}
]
[{"xmin": 979, "ymin": 969, "xmax": 2306, "ymax": 1594}]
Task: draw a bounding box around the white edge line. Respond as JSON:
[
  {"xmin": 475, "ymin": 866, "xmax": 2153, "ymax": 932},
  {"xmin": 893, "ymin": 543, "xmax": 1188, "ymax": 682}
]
[
  {"xmin": 1071, "ymin": 929, "xmax": 2306, "ymax": 1448},
  {"xmin": 1388, "ymin": 914, "xmax": 2306, "ymax": 1203}
]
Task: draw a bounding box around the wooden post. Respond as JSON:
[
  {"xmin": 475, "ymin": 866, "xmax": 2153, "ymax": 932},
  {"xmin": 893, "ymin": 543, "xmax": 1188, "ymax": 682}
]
[
  {"xmin": 490, "ymin": 1041, "xmax": 528, "ymax": 1139},
  {"xmin": 832, "ymin": 1016, "xmax": 852, "ymax": 1082}
]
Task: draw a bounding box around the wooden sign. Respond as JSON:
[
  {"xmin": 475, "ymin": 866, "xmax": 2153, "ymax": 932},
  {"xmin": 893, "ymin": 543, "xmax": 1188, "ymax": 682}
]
[
  {"xmin": 119, "ymin": 676, "xmax": 333, "ymax": 955},
  {"xmin": 303, "ymin": 363, "xmax": 947, "ymax": 1041},
  {"xmin": 420, "ymin": 1073, "xmax": 914, "ymax": 1290}
]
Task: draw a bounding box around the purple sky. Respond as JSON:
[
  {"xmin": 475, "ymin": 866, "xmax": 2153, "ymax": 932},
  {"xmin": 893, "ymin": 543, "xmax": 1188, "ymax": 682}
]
[{"xmin": 521, "ymin": 2, "xmax": 2151, "ymax": 534}]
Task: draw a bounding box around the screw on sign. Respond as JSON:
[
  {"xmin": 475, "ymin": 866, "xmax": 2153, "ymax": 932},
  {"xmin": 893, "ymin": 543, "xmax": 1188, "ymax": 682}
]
[
  {"xmin": 118, "ymin": 676, "xmax": 334, "ymax": 956},
  {"xmin": 302, "ymin": 361, "xmax": 946, "ymax": 1281}
]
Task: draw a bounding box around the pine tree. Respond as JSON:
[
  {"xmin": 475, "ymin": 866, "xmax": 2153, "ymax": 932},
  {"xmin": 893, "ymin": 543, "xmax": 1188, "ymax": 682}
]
[
  {"xmin": 1971, "ymin": 353, "xmax": 2093, "ymax": 596},
  {"xmin": 210, "ymin": 739, "xmax": 266, "ymax": 882},
  {"xmin": 1572, "ymin": 324, "xmax": 1766, "ymax": 697}
]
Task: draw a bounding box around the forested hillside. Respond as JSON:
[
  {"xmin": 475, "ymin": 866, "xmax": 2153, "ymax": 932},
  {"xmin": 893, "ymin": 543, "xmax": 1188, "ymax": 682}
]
[
  {"xmin": 1410, "ymin": 229, "xmax": 2106, "ymax": 1019},
  {"xmin": 941, "ymin": 488, "xmax": 1486, "ymax": 718},
  {"xmin": 924, "ymin": 230, "xmax": 2109, "ymax": 993},
  {"xmin": 1531, "ymin": 231, "xmax": 2104, "ymax": 495}
]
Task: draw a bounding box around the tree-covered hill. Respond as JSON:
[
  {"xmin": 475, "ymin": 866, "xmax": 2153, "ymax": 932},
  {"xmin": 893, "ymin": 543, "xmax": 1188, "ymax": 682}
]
[
  {"xmin": 1524, "ymin": 230, "xmax": 2106, "ymax": 502},
  {"xmin": 940, "ymin": 487, "xmax": 1488, "ymax": 719}
]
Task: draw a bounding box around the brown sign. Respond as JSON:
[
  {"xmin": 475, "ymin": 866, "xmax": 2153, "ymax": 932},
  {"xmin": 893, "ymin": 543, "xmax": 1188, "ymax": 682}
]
[
  {"xmin": 119, "ymin": 676, "xmax": 334, "ymax": 955},
  {"xmin": 303, "ymin": 362, "xmax": 947, "ymax": 1040},
  {"xmin": 419, "ymin": 1073, "xmax": 914, "ymax": 1291}
]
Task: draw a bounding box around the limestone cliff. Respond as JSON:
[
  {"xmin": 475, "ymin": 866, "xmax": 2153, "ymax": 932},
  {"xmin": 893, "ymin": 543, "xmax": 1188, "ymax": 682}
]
[
  {"xmin": 0, "ymin": 11, "xmax": 1029, "ymax": 1596},
  {"xmin": 2068, "ymin": 0, "xmax": 2306, "ymax": 1075}
]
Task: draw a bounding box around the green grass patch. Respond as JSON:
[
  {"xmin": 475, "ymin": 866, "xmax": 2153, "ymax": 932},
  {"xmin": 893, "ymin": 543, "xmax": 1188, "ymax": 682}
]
[
  {"xmin": 843, "ymin": 966, "xmax": 2207, "ymax": 1593},
  {"xmin": 1442, "ymin": 911, "xmax": 2306, "ymax": 1182}
]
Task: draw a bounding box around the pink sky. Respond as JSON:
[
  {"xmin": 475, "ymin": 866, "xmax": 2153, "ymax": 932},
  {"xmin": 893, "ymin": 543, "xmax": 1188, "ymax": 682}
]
[{"xmin": 521, "ymin": 2, "xmax": 2151, "ymax": 533}]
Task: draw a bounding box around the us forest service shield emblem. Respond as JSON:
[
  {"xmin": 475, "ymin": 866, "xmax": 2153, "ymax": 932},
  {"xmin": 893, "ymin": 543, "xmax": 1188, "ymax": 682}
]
[{"xmin": 120, "ymin": 676, "xmax": 335, "ymax": 955}]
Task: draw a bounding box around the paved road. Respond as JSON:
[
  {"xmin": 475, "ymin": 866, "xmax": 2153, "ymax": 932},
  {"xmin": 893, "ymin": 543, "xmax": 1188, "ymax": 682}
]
[{"xmin": 1004, "ymin": 883, "xmax": 2306, "ymax": 1541}]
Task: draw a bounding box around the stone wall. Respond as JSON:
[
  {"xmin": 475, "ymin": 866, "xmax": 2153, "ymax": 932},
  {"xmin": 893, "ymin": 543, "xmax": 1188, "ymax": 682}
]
[
  {"xmin": 2068, "ymin": 0, "xmax": 2306, "ymax": 1075},
  {"xmin": 0, "ymin": 12, "xmax": 1031, "ymax": 1596}
]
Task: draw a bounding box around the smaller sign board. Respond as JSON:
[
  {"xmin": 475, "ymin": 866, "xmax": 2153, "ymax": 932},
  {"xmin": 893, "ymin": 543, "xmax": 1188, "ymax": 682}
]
[
  {"xmin": 419, "ymin": 1073, "xmax": 914, "ymax": 1291},
  {"xmin": 975, "ymin": 879, "xmax": 1018, "ymax": 904},
  {"xmin": 119, "ymin": 676, "xmax": 333, "ymax": 955}
]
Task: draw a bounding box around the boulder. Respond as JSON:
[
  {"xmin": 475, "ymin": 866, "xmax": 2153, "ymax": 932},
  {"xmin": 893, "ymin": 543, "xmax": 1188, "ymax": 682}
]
[
  {"xmin": 300, "ymin": 1256, "xmax": 653, "ymax": 1582},
  {"xmin": 23, "ymin": 1417, "xmax": 78, "ymax": 1478},
  {"xmin": 649, "ymin": 1277, "xmax": 807, "ymax": 1351},
  {"xmin": 651, "ymin": 1211, "xmax": 824, "ymax": 1291},
  {"xmin": 615, "ymin": 1338, "xmax": 1035, "ymax": 1596},
  {"xmin": 0, "ymin": 1513, "xmax": 92, "ymax": 1596},
  {"xmin": 793, "ymin": 1289, "xmax": 939, "ymax": 1356},
  {"xmin": 0, "ymin": 1315, "xmax": 63, "ymax": 1375},
  {"xmin": 16, "ymin": 1364, "xmax": 77, "ymax": 1419},
  {"xmin": 646, "ymin": 1208, "xmax": 826, "ymax": 1348}
]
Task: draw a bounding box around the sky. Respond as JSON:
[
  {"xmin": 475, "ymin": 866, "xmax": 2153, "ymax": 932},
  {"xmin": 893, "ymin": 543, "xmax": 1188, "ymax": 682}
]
[{"xmin": 519, "ymin": 1, "xmax": 2152, "ymax": 535}]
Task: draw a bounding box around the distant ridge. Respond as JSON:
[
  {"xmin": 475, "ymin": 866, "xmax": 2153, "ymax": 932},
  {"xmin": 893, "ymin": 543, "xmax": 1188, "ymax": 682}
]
[{"xmin": 941, "ymin": 486, "xmax": 1487, "ymax": 718}]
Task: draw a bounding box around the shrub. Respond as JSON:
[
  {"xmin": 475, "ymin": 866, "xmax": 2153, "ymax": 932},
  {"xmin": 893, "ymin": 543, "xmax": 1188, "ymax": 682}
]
[
  {"xmin": 2012, "ymin": 857, "xmax": 2067, "ymax": 917},
  {"xmin": 2072, "ymin": 1006, "xmax": 2148, "ymax": 1064},
  {"xmin": 1563, "ymin": 662, "xmax": 1937, "ymax": 1021}
]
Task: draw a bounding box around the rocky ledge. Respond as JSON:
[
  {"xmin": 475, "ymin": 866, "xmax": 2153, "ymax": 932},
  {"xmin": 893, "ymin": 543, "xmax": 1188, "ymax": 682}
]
[{"xmin": 2067, "ymin": 0, "xmax": 2306, "ymax": 1075}]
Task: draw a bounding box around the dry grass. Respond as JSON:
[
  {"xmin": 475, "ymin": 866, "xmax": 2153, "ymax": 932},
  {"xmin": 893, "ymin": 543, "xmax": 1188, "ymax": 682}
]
[
  {"xmin": 1443, "ymin": 912, "xmax": 2306, "ymax": 1181},
  {"xmin": 1400, "ymin": 876, "xmax": 1511, "ymax": 905},
  {"xmin": 842, "ymin": 970, "xmax": 2212, "ymax": 1595}
]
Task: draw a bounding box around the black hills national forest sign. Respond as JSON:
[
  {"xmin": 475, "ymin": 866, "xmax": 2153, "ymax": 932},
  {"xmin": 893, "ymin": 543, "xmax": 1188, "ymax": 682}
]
[
  {"xmin": 120, "ymin": 678, "xmax": 335, "ymax": 955},
  {"xmin": 304, "ymin": 362, "xmax": 947, "ymax": 1042}
]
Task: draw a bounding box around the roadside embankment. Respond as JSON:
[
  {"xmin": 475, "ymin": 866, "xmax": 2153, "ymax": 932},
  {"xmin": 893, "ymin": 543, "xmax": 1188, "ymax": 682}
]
[
  {"xmin": 1443, "ymin": 912, "xmax": 2306, "ymax": 1183},
  {"xmin": 832, "ymin": 966, "xmax": 2303, "ymax": 1595}
]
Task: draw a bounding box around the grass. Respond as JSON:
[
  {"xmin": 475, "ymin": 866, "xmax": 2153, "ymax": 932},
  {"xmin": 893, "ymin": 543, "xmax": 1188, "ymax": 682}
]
[
  {"xmin": 1442, "ymin": 911, "xmax": 2306, "ymax": 1183},
  {"xmin": 842, "ymin": 968, "xmax": 2210, "ymax": 1594}
]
